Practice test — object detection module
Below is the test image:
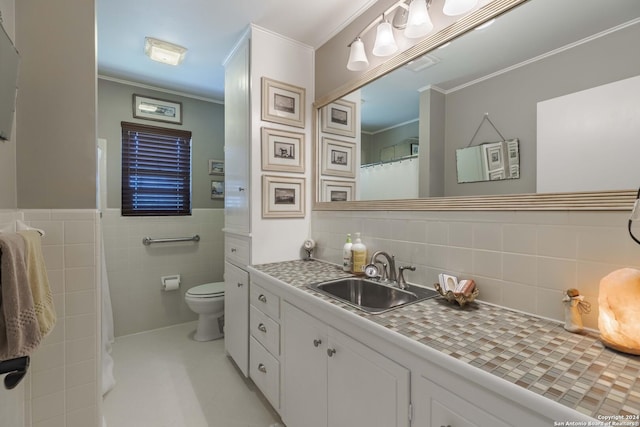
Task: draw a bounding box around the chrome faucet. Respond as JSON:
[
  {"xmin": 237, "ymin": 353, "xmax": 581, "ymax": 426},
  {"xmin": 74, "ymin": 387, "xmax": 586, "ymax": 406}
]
[
  {"xmin": 397, "ymin": 265, "xmax": 416, "ymax": 290},
  {"xmin": 369, "ymin": 251, "xmax": 396, "ymax": 284}
]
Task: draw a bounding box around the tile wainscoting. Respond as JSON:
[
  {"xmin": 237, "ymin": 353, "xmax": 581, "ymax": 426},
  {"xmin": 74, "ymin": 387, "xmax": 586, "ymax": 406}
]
[
  {"xmin": 101, "ymin": 209, "xmax": 225, "ymax": 337},
  {"xmin": 0, "ymin": 209, "xmax": 101, "ymax": 427},
  {"xmin": 311, "ymin": 209, "xmax": 640, "ymax": 330}
]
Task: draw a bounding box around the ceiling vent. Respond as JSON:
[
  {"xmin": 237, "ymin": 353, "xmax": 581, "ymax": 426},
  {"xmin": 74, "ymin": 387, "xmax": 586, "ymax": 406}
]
[{"xmin": 404, "ymin": 54, "xmax": 440, "ymax": 72}]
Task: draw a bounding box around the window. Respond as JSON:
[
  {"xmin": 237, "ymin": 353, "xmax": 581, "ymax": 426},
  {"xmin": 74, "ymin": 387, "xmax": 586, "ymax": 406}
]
[{"xmin": 121, "ymin": 122, "xmax": 192, "ymax": 216}]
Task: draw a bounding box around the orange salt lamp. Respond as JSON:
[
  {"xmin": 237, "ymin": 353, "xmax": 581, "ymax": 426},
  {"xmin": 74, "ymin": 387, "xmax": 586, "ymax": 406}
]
[{"xmin": 598, "ymin": 268, "xmax": 640, "ymax": 355}]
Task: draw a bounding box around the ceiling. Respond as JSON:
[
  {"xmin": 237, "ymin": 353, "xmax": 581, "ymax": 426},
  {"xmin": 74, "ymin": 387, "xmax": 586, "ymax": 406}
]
[{"xmin": 97, "ymin": 0, "xmax": 377, "ymax": 102}]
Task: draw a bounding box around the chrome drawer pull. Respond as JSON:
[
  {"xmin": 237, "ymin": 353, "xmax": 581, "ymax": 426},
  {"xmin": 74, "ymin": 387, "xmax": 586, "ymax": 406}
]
[
  {"xmin": 327, "ymin": 348, "xmax": 336, "ymax": 357},
  {"xmin": 258, "ymin": 294, "xmax": 267, "ymax": 303},
  {"xmin": 230, "ymin": 248, "xmax": 237, "ymax": 253},
  {"xmin": 313, "ymin": 339, "xmax": 322, "ymax": 347},
  {"xmin": 258, "ymin": 363, "xmax": 267, "ymax": 373},
  {"xmin": 258, "ymin": 323, "xmax": 267, "ymax": 333}
]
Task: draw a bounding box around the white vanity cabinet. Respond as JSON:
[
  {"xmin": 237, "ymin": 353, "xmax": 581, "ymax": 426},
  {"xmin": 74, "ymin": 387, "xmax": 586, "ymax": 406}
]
[
  {"xmin": 248, "ymin": 280, "xmax": 282, "ymax": 410},
  {"xmin": 282, "ymin": 302, "xmax": 410, "ymax": 427},
  {"xmin": 416, "ymin": 378, "xmax": 510, "ymax": 427},
  {"xmin": 224, "ymin": 261, "xmax": 249, "ymax": 376}
]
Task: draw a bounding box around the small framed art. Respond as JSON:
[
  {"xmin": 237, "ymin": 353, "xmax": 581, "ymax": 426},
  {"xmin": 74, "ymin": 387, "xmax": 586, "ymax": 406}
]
[
  {"xmin": 262, "ymin": 175, "xmax": 306, "ymax": 218},
  {"xmin": 321, "ymin": 99, "xmax": 356, "ymax": 138},
  {"xmin": 261, "ymin": 77, "xmax": 306, "ymax": 128},
  {"xmin": 133, "ymin": 94, "xmax": 182, "ymax": 124},
  {"xmin": 261, "ymin": 127, "xmax": 305, "ymax": 173},
  {"xmin": 321, "ymin": 137, "xmax": 355, "ymax": 178},
  {"xmin": 320, "ymin": 179, "xmax": 356, "ymax": 202},
  {"xmin": 211, "ymin": 178, "xmax": 225, "ymax": 199},
  {"xmin": 208, "ymin": 159, "xmax": 224, "ymax": 175}
]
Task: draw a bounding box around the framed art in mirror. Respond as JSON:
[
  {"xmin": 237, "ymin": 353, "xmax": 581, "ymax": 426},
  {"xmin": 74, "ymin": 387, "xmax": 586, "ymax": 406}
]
[
  {"xmin": 262, "ymin": 175, "xmax": 306, "ymax": 218},
  {"xmin": 321, "ymin": 179, "xmax": 356, "ymax": 202},
  {"xmin": 261, "ymin": 77, "xmax": 305, "ymax": 128},
  {"xmin": 321, "ymin": 99, "xmax": 356, "ymax": 137},
  {"xmin": 321, "ymin": 137, "xmax": 356, "ymax": 178},
  {"xmin": 261, "ymin": 127, "xmax": 305, "ymax": 173}
]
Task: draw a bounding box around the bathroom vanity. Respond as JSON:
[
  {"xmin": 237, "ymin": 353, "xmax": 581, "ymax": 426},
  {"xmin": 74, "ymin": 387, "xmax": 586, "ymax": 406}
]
[{"xmin": 246, "ymin": 260, "xmax": 639, "ymax": 427}]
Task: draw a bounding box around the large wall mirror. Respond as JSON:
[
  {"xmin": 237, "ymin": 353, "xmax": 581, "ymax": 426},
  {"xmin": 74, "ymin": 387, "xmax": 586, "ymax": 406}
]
[{"xmin": 314, "ymin": 0, "xmax": 640, "ymax": 210}]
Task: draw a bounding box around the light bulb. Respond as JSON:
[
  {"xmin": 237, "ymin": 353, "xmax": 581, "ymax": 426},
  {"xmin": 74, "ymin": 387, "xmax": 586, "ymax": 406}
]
[
  {"xmin": 404, "ymin": 0, "xmax": 433, "ymax": 39},
  {"xmin": 372, "ymin": 21, "xmax": 398, "ymax": 57},
  {"xmin": 347, "ymin": 38, "xmax": 369, "ymax": 71}
]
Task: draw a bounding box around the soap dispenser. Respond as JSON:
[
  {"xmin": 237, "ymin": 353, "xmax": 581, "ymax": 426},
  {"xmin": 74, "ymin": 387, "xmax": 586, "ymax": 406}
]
[
  {"xmin": 351, "ymin": 233, "xmax": 367, "ymax": 275},
  {"xmin": 342, "ymin": 234, "xmax": 353, "ymax": 272}
]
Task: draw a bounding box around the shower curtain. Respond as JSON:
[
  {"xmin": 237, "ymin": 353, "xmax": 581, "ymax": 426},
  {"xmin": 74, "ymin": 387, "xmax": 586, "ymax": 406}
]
[
  {"xmin": 97, "ymin": 140, "xmax": 116, "ymax": 396},
  {"xmin": 359, "ymin": 157, "xmax": 419, "ymax": 200}
]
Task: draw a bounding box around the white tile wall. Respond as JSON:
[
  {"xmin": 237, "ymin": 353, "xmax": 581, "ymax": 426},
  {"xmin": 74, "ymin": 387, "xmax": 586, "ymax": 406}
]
[
  {"xmin": 311, "ymin": 209, "xmax": 640, "ymax": 330},
  {"xmin": 8, "ymin": 209, "xmax": 102, "ymax": 427},
  {"xmin": 101, "ymin": 209, "xmax": 224, "ymax": 337}
]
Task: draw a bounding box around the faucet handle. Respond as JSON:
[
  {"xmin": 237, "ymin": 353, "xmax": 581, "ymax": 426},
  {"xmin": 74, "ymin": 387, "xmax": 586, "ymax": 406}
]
[{"xmin": 397, "ymin": 265, "xmax": 416, "ymax": 288}]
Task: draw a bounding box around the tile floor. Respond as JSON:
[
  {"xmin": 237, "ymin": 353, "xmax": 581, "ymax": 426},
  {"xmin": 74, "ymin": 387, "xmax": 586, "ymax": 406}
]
[{"xmin": 102, "ymin": 322, "xmax": 283, "ymax": 427}]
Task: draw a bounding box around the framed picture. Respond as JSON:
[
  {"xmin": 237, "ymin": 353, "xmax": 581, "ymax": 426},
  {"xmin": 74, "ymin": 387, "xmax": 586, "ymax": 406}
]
[
  {"xmin": 321, "ymin": 99, "xmax": 356, "ymax": 138},
  {"xmin": 211, "ymin": 178, "xmax": 224, "ymax": 199},
  {"xmin": 133, "ymin": 94, "xmax": 182, "ymax": 124},
  {"xmin": 208, "ymin": 159, "xmax": 224, "ymax": 175},
  {"xmin": 321, "ymin": 179, "xmax": 356, "ymax": 202},
  {"xmin": 262, "ymin": 175, "xmax": 306, "ymax": 218},
  {"xmin": 321, "ymin": 137, "xmax": 355, "ymax": 178},
  {"xmin": 261, "ymin": 127, "xmax": 305, "ymax": 173},
  {"xmin": 261, "ymin": 77, "xmax": 306, "ymax": 128},
  {"xmin": 410, "ymin": 143, "xmax": 419, "ymax": 156}
]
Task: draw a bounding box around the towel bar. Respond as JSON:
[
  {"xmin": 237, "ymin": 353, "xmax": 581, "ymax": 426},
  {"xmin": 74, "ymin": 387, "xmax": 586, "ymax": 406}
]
[{"xmin": 142, "ymin": 235, "xmax": 200, "ymax": 246}]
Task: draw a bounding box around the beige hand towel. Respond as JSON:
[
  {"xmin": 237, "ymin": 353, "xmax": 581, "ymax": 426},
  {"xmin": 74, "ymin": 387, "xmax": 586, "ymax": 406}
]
[
  {"xmin": 0, "ymin": 233, "xmax": 42, "ymax": 359},
  {"xmin": 19, "ymin": 230, "xmax": 56, "ymax": 337}
]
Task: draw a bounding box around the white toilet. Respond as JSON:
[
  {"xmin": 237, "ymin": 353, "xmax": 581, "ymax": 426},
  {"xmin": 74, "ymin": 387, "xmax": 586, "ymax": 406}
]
[{"xmin": 184, "ymin": 282, "xmax": 225, "ymax": 341}]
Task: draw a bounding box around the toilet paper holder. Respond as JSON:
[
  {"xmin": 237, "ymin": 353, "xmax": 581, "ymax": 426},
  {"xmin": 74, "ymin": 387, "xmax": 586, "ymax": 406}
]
[{"xmin": 161, "ymin": 275, "xmax": 181, "ymax": 291}]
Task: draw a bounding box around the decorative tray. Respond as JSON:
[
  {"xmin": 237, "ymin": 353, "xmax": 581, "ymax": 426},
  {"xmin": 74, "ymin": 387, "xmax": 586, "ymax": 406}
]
[{"xmin": 434, "ymin": 283, "xmax": 479, "ymax": 307}]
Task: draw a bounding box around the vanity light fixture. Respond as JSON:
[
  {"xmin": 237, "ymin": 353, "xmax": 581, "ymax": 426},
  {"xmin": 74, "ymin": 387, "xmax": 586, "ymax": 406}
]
[
  {"xmin": 144, "ymin": 37, "xmax": 187, "ymax": 66},
  {"xmin": 372, "ymin": 17, "xmax": 398, "ymax": 56},
  {"xmin": 346, "ymin": 0, "xmax": 432, "ymax": 70},
  {"xmin": 405, "ymin": 0, "xmax": 433, "ymax": 39},
  {"xmin": 443, "ymin": 0, "xmax": 479, "ymax": 16},
  {"xmin": 347, "ymin": 38, "xmax": 370, "ymax": 71}
]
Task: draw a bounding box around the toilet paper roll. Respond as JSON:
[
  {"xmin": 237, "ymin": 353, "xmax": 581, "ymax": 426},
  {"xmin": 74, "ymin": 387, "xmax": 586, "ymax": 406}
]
[{"xmin": 162, "ymin": 278, "xmax": 180, "ymax": 291}]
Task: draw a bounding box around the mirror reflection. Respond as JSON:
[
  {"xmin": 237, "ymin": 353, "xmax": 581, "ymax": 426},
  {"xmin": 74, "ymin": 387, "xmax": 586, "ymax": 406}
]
[{"xmin": 317, "ymin": 0, "xmax": 640, "ymax": 202}]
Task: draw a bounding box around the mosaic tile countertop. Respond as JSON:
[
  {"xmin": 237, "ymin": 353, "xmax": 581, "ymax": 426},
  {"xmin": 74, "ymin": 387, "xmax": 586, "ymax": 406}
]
[{"xmin": 252, "ymin": 260, "xmax": 640, "ymax": 420}]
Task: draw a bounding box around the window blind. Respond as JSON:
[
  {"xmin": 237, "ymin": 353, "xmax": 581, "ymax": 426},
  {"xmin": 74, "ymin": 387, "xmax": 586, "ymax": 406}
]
[{"xmin": 121, "ymin": 122, "xmax": 192, "ymax": 216}]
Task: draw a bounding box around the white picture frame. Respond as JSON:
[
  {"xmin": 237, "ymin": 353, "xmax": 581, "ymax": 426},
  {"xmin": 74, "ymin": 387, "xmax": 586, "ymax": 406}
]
[
  {"xmin": 321, "ymin": 137, "xmax": 356, "ymax": 178},
  {"xmin": 321, "ymin": 179, "xmax": 356, "ymax": 202},
  {"xmin": 262, "ymin": 175, "xmax": 306, "ymax": 218},
  {"xmin": 261, "ymin": 127, "xmax": 305, "ymax": 173},
  {"xmin": 133, "ymin": 94, "xmax": 182, "ymax": 124},
  {"xmin": 261, "ymin": 77, "xmax": 306, "ymax": 128},
  {"xmin": 208, "ymin": 159, "xmax": 224, "ymax": 175},
  {"xmin": 321, "ymin": 99, "xmax": 356, "ymax": 138},
  {"xmin": 211, "ymin": 178, "xmax": 224, "ymax": 199}
]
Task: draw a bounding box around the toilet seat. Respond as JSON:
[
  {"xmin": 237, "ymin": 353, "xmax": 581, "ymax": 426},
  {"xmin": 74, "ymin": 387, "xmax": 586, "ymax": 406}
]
[{"xmin": 186, "ymin": 282, "xmax": 225, "ymax": 299}]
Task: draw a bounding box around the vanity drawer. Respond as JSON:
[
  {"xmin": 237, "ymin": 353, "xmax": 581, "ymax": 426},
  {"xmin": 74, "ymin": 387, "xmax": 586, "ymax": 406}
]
[
  {"xmin": 225, "ymin": 235, "xmax": 250, "ymax": 266},
  {"xmin": 250, "ymin": 305, "xmax": 280, "ymax": 356},
  {"xmin": 250, "ymin": 283, "xmax": 280, "ymax": 320},
  {"xmin": 250, "ymin": 336, "xmax": 280, "ymax": 409}
]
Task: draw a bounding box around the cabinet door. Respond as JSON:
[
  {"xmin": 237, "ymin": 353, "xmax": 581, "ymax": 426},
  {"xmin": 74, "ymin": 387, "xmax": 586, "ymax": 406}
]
[
  {"xmin": 416, "ymin": 378, "xmax": 510, "ymax": 427},
  {"xmin": 282, "ymin": 303, "xmax": 327, "ymax": 427},
  {"xmin": 327, "ymin": 328, "xmax": 410, "ymax": 427},
  {"xmin": 223, "ymin": 36, "xmax": 250, "ymax": 233},
  {"xmin": 224, "ymin": 261, "xmax": 249, "ymax": 376}
]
